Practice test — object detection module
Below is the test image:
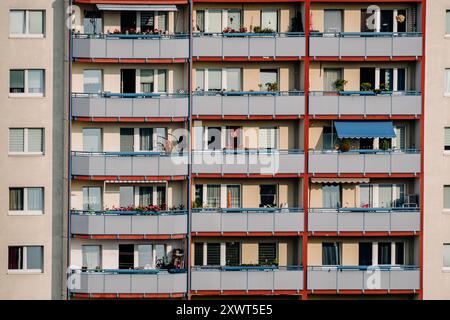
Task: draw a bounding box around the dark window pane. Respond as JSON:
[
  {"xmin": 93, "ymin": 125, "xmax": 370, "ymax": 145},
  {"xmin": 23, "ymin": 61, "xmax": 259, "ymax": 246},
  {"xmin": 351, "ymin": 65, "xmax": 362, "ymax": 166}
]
[
  {"xmin": 9, "ymin": 188, "xmax": 24, "ymax": 210},
  {"xmin": 194, "ymin": 243, "xmax": 203, "ymax": 266},
  {"xmin": 10, "ymin": 70, "xmax": 24, "ymax": 93},
  {"xmin": 139, "ymin": 187, "xmax": 153, "ymax": 207},
  {"xmin": 118, "ymin": 244, "xmax": 134, "ymax": 269},
  {"xmin": 120, "ymin": 128, "xmax": 134, "ymax": 152},
  {"xmin": 194, "ymin": 184, "xmax": 203, "ymax": 208},
  {"xmin": 258, "ymin": 243, "xmax": 277, "ymax": 265},
  {"xmin": 8, "ymin": 246, "xmax": 22, "ymax": 270},
  {"xmin": 395, "ymin": 242, "xmax": 405, "ymax": 265},
  {"xmin": 260, "ymin": 185, "xmax": 277, "ymax": 207},
  {"xmin": 322, "ymin": 242, "xmax": 340, "ymax": 265},
  {"xmin": 226, "ymin": 242, "xmax": 240, "ymax": 266},
  {"xmin": 207, "ymin": 243, "xmax": 220, "ymax": 266},
  {"xmin": 378, "ymin": 243, "xmax": 392, "ymax": 265},
  {"xmin": 359, "ymin": 243, "xmax": 372, "ymax": 266}
]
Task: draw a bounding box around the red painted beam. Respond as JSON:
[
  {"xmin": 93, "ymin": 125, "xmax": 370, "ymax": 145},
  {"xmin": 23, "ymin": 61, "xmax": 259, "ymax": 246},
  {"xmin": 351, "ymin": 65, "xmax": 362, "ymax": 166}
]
[
  {"xmin": 311, "ymin": 56, "xmax": 421, "ymax": 62},
  {"xmin": 190, "ymin": 290, "xmax": 302, "ymax": 296},
  {"xmin": 75, "ymin": 1, "xmax": 188, "ymax": 4},
  {"xmin": 308, "ymin": 173, "xmax": 419, "ymax": 179},
  {"xmin": 308, "ymin": 290, "xmax": 420, "ymax": 295},
  {"xmin": 72, "ymin": 234, "xmax": 187, "ymax": 240},
  {"xmin": 191, "ymin": 232, "xmax": 303, "ymax": 237},
  {"xmin": 74, "ymin": 58, "xmax": 187, "ymax": 64},
  {"xmin": 193, "ymin": 57, "xmax": 304, "ymax": 62},
  {"xmin": 72, "ymin": 175, "xmax": 187, "ymax": 181},
  {"xmin": 308, "ymin": 231, "xmax": 420, "ymax": 237},
  {"xmin": 309, "ymin": 115, "xmax": 420, "ymax": 120}
]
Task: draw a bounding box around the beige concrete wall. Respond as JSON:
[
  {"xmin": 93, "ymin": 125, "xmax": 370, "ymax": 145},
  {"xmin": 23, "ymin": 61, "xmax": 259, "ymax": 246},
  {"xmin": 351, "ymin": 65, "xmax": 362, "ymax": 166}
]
[
  {"xmin": 193, "ymin": 178, "xmax": 302, "ymax": 208},
  {"xmin": 193, "ymin": 4, "xmax": 300, "ymax": 33},
  {"xmin": 72, "ymin": 63, "xmax": 187, "ymax": 93},
  {"xmin": 193, "ymin": 62, "xmax": 301, "ymax": 92},
  {"xmin": 0, "ymin": 0, "xmax": 65, "ymax": 299},
  {"xmin": 191, "ymin": 237, "xmax": 300, "ymax": 266},
  {"xmin": 424, "ymin": 0, "xmax": 450, "ymax": 300}
]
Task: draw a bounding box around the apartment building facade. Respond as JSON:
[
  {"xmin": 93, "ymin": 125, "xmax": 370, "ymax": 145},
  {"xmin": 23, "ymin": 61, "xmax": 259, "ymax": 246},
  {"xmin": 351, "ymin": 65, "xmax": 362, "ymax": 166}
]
[
  {"xmin": 65, "ymin": 0, "xmax": 424, "ymax": 300},
  {"xmin": 0, "ymin": 0, "xmax": 65, "ymax": 299}
]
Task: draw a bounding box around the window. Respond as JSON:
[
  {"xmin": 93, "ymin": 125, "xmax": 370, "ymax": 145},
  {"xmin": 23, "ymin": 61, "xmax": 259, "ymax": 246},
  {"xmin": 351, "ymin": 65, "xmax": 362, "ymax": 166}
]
[
  {"xmin": 82, "ymin": 245, "xmax": 101, "ymax": 269},
  {"xmin": 119, "ymin": 244, "xmax": 134, "ymax": 269},
  {"xmin": 137, "ymin": 245, "xmax": 153, "ymax": 268},
  {"xmin": 206, "ymin": 243, "xmax": 221, "ymax": 265},
  {"xmin": 226, "ymin": 126, "xmax": 242, "ymax": 150},
  {"xmin": 226, "ymin": 185, "xmax": 241, "ymax": 208},
  {"xmin": 445, "ymin": 69, "xmax": 450, "ymax": 95},
  {"xmin": 83, "ymin": 70, "xmax": 102, "ymax": 94},
  {"xmin": 394, "ymin": 126, "xmax": 406, "ymax": 150},
  {"xmin": 207, "ymin": 185, "xmax": 221, "ymax": 208},
  {"xmin": 120, "ymin": 128, "xmax": 134, "ymax": 152},
  {"xmin": 207, "ymin": 127, "xmax": 222, "ymax": 150},
  {"xmin": 444, "ymin": 186, "xmax": 450, "ymax": 210},
  {"xmin": 10, "ymin": 70, "xmax": 44, "ymax": 95},
  {"xmin": 208, "ymin": 69, "xmax": 222, "ymax": 91},
  {"xmin": 395, "ymin": 242, "xmax": 405, "ymax": 265},
  {"xmin": 10, "ymin": 10, "xmax": 45, "ymax": 36},
  {"xmin": 259, "ymin": 127, "xmax": 277, "ymax": 149},
  {"xmin": 9, "ymin": 128, "xmax": 44, "ymax": 154},
  {"xmin": 83, "ymin": 187, "xmax": 102, "ymax": 211},
  {"xmin": 444, "ymin": 244, "xmax": 450, "ymax": 268},
  {"xmin": 260, "ymin": 185, "xmax": 277, "ymax": 207},
  {"xmin": 140, "ymin": 128, "xmax": 153, "ymax": 151},
  {"xmin": 84, "ymin": 11, "xmax": 102, "ymax": 35},
  {"xmin": 258, "ymin": 243, "xmax": 277, "ymax": 265},
  {"xmin": 226, "ymin": 68, "xmax": 242, "ymax": 91},
  {"xmin": 359, "ymin": 185, "xmax": 373, "ymax": 208},
  {"xmin": 322, "ymin": 185, "xmax": 341, "ymax": 209},
  {"xmin": 140, "ymin": 12, "xmax": 155, "ymax": 32},
  {"xmin": 194, "ymin": 243, "xmax": 204, "ymax": 266},
  {"xmin": 324, "ymin": 10, "xmax": 343, "ymax": 33},
  {"xmin": 378, "ymin": 242, "xmax": 392, "ymax": 265},
  {"xmin": 226, "ymin": 242, "xmax": 240, "ymax": 266},
  {"xmin": 139, "ymin": 69, "xmax": 167, "ymax": 93},
  {"xmin": 9, "ymin": 187, "xmax": 44, "ymax": 213},
  {"xmin": 324, "ymin": 68, "xmax": 343, "ymax": 91},
  {"xmin": 446, "ymin": 11, "xmax": 450, "ymax": 35},
  {"xmin": 208, "ymin": 11, "xmax": 222, "ymax": 33},
  {"xmin": 445, "ymin": 128, "xmax": 450, "ymax": 151},
  {"xmin": 195, "ymin": 10, "xmax": 205, "ymax": 32},
  {"xmin": 260, "ymin": 69, "xmax": 278, "ymax": 91},
  {"xmin": 119, "ymin": 186, "xmax": 134, "ymax": 207},
  {"xmin": 379, "ymin": 185, "xmax": 393, "ymax": 208},
  {"xmin": 8, "ymin": 246, "xmax": 43, "ymax": 272},
  {"xmin": 195, "ymin": 69, "xmax": 205, "ymax": 91},
  {"xmin": 138, "ymin": 186, "xmax": 166, "ymax": 207},
  {"xmin": 227, "ymin": 10, "xmax": 241, "ymax": 31},
  {"xmin": 359, "ymin": 243, "xmax": 373, "ymax": 266},
  {"xmin": 83, "ymin": 128, "xmax": 102, "ymax": 152},
  {"xmin": 322, "ymin": 242, "xmax": 340, "ymax": 266},
  {"xmin": 261, "ymin": 10, "xmax": 278, "ymax": 32}
]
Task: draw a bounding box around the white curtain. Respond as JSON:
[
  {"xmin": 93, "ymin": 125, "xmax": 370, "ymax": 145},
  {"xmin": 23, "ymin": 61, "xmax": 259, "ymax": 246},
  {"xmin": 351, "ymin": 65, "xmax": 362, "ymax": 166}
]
[
  {"xmin": 444, "ymin": 244, "xmax": 450, "ymax": 268},
  {"xmin": 195, "ymin": 69, "xmax": 205, "ymax": 90},
  {"xmin": 28, "ymin": 70, "xmax": 44, "ymax": 94},
  {"xmin": 10, "ymin": 11, "xmax": 25, "ymax": 34},
  {"xmin": 140, "ymin": 69, "xmax": 154, "ymax": 93},
  {"xmin": 208, "ymin": 11, "xmax": 222, "ymax": 33},
  {"xmin": 28, "ymin": 128, "xmax": 43, "ymax": 152},
  {"xmin": 157, "ymin": 70, "xmax": 167, "ymax": 92},
  {"xmin": 446, "ymin": 11, "xmax": 450, "ymax": 35},
  {"xmin": 259, "ymin": 128, "xmax": 277, "ymax": 149},
  {"xmin": 208, "ymin": 69, "xmax": 222, "ymax": 91},
  {"xmin": 379, "ymin": 185, "xmax": 393, "ymax": 208},
  {"xmin": 261, "ymin": 10, "xmax": 278, "ymax": 32},
  {"xmin": 26, "ymin": 246, "xmax": 43, "ymax": 270},
  {"xmin": 83, "ymin": 128, "xmax": 102, "ymax": 152},
  {"xmin": 324, "ymin": 68, "xmax": 342, "ymax": 91},
  {"xmin": 138, "ymin": 245, "xmax": 153, "ymax": 268},
  {"xmin": 82, "ymin": 245, "xmax": 101, "ymax": 269},
  {"xmin": 83, "ymin": 70, "xmax": 102, "ymax": 93},
  {"xmin": 27, "ymin": 188, "xmax": 43, "ymax": 211},
  {"xmin": 29, "ymin": 11, "xmax": 44, "ymax": 34},
  {"xmin": 226, "ymin": 68, "xmax": 241, "ymax": 91},
  {"xmin": 260, "ymin": 70, "xmax": 278, "ymax": 90},
  {"xmin": 227, "ymin": 10, "xmax": 241, "ymax": 30},
  {"xmin": 207, "ymin": 185, "xmax": 221, "ymax": 208}
]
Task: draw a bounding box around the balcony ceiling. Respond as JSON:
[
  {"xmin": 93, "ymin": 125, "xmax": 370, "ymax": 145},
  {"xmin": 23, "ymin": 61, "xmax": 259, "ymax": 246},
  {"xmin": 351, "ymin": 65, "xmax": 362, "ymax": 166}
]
[{"xmin": 74, "ymin": 0, "xmax": 187, "ymax": 5}]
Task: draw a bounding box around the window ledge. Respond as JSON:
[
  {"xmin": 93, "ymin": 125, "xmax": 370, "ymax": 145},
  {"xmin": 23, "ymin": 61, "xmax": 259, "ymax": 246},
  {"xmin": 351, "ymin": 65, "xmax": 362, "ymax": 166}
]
[
  {"xmin": 9, "ymin": 34, "xmax": 45, "ymax": 39},
  {"xmin": 8, "ymin": 211, "xmax": 44, "ymax": 216},
  {"xmin": 7, "ymin": 270, "xmax": 43, "ymax": 275},
  {"xmin": 442, "ymin": 267, "xmax": 450, "ymax": 272},
  {"xmin": 445, "ymin": 35, "xmax": 450, "ymax": 39},
  {"xmin": 8, "ymin": 152, "xmax": 44, "ymax": 156},
  {"xmin": 444, "ymin": 93, "xmax": 450, "ymax": 98},
  {"xmin": 442, "ymin": 209, "xmax": 450, "ymax": 214},
  {"xmin": 9, "ymin": 93, "xmax": 45, "ymax": 98}
]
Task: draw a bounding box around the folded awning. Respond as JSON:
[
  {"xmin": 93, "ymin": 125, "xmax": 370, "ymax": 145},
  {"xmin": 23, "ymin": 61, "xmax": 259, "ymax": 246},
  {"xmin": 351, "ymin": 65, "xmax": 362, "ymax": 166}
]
[
  {"xmin": 311, "ymin": 178, "xmax": 370, "ymax": 184},
  {"xmin": 97, "ymin": 4, "xmax": 178, "ymax": 11},
  {"xmin": 334, "ymin": 121, "xmax": 396, "ymax": 139}
]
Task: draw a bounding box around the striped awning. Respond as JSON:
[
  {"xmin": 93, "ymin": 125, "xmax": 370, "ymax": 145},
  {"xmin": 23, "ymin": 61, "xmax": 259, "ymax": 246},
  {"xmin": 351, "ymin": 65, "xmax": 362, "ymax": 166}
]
[
  {"xmin": 97, "ymin": 4, "xmax": 178, "ymax": 11},
  {"xmin": 311, "ymin": 178, "xmax": 370, "ymax": 184}
]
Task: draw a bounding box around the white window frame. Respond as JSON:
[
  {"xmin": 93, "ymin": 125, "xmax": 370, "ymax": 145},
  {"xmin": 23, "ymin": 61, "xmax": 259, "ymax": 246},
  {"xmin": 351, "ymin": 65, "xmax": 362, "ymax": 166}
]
[
  {"xmin": 374, "ymin": 68, "xmax": 408, "ymax": 92},
  {"xmin": 9, "ymin": 128, "xmax": 44, "ymax": 155},
  {"xmin": 136, "ymin": 11, "xmax": 167, "ymax": 33},
  {"xmin": 7, "ymin": 246, "xmax": 44, "ymax": 274},
  {"xmin": 8, "ymin": 187, "xmax": 44, "ymax": 216},
  {"xmin": 445, "ymin": 69, "xmax": 450, "ymax": 97},
  {"xmin": 358, "ymin": 184, "xmax": 405, "ymax": 208},
  {"xmin": 370, "ymin": 241, "xmax": 406, "ymax": 266},
  {"xmin": 9, "ymin": 69, "xmax": 45, "ymax": 97},
  {"xmin": 136, "ymin": 69, "xmax": 168, "ymax": 94},
  {"xmin": 372, "ymin": 8, "xmax": 407, "ymax": 33},
  {"xmin": 199, "ymin": 184, "xmax": 242, "ymax": 209},
  {"xmin": 134, "ymin": 185, "xmax": 168, "ymax": 207},
  {"xmin": 131, "ymin": 127, "xmax": 167, "ymax": 152},
  {"xmin": 443, "ymin": 243, "xmax": 450, "ymax": 271},
  {"xmin": 9, "ymin": 10, "xmax": 45, "ymax": 38},
  {"xmin": 133, "ymin": 243, "xmax": 171, "ymax": 269}
]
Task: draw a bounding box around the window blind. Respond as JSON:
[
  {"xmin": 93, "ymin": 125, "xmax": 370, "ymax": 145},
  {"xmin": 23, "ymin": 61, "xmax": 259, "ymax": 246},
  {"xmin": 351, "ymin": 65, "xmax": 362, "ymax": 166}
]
[
  {"xmin": 208, "ymin": 69, "xmax": 222, "ymax": 91},
  {"xmin": 27, "ymin": 187, "xmax": 43, "ymax": 211},
  {"xmin": 10, "ymin": 11, "xmax": 25, "ymax": 34},
  {"xmin": 226, "ymin": 242, "xmax": 240, "ymax": 266},
  {"xmin": 206, "ymin": 243, "xmax": 220, "ymax": 265},
  {"xmin": 29, "ymin": 11, "xmax": 44, "ymax": 35},
  {"xmin": 258, "ymin": 243, "xmax": 277, "ymax": 265},
  {"xmin": 444, "ymin": 186, "xmax": 450, "ymax": 209},
  {"xmin": 445, "ymin": 128, "xmax": 450, "ymax": 150},
  {"xmin": 9, "ymin": 128, "xmax": 24, "ymax": 152},
  {"xmin": 120, "ymin": 128, "xmax": 134, "ymax": 152},
  {"xmin": 119, "ymin": 186, "xmax": 134, "ymax": 207},
  {"xmin": 26, "ymin": 246, "xmax": 43, "ymax": 270},
  {"xmin": 194, "ymin": 243, "xmax": 204, "ymax": 266},
  {"xmin": 28, "ymin": 128, "xmax": 43, "ymax": 152},
  {"xmin": 207, "ymin": 185, "xmax": 221, "ymax": 208},
  {"xmin": 208, "ymin": 11, "xmax": 222, "ymax": 33}
]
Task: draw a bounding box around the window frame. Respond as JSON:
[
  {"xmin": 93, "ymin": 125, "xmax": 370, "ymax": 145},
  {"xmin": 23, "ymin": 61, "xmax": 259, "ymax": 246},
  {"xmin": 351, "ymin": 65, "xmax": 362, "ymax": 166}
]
[
  {"xmin": 9, "ymin": 10, "xmax": 45, "ymax": 38},
  {"xmin": 8, "ymin": 128, "xmax": 45, "ymax": 155},
  {"xmin": 9, "ymin": 69, "xmax": 45, "ymax": 97},
  {"xmin": 8, "ymin": 187, "xmax": 44, "ymax": 215},
  {"xmin": 8, "ymin": 246, "xmax": 44, "ymax": 273}
]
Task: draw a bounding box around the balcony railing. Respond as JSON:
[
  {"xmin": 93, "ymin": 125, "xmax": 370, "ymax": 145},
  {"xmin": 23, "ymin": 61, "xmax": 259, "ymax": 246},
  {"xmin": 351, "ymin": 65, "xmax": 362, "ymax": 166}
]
[
  {"xmin": 72, "ymin": 33, "xmax": 189, "ymax": 59},
  {"xmin": 191, "ymin": 266, "xmax": 303, "ymax": 292},
  {"xmin": 309, "ymin": 32, "xmax": 422, "ymax": 57},
  {"xmin": 192, "ymin": 91, "xmax": 305, "ymax": 117},
  {"xmin": 309, "ymin": 91, "xmax": 421, "ymax": 116},
  {"xmin": 193, "ymin": 32, "xmax": 305, "ymax": 58},
  {"xmin": 308, "ymin": 208, "xmax": 420, "ymax": 233},
  {"xmin": 192, "ymin": 149, "xmax": 304, "ymax": 175},
  {"xmin": 191, "ymin": 208, "xmax": 304, "ymax": 233},
  {"xmin": 70, "ymin": 269, "xmax": 187, "ymax": 294},
  {"xmin": 308, "ymin": 150, "xmax": 420, "ymax": 174},
  {"xmin": 70, "ymin": 210, "xmax": 188, "ymax": 235},
  {"xmin": 72, "ymin": 93, "xmax": 189, "ymax": 118},
  {"xmin": 71, "ymin": 151, "xmax": 188, "ymax": 177},
  {"xmin": 307, "ymin": 266, "xmax": 420, "ymax": 291}
]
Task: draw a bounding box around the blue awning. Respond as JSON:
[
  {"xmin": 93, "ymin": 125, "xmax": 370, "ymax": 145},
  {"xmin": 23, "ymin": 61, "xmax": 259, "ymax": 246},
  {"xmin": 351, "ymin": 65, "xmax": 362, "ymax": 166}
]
[{"xmin": 334, "ymin": 121, "xmax": 396, "ymax": 139}]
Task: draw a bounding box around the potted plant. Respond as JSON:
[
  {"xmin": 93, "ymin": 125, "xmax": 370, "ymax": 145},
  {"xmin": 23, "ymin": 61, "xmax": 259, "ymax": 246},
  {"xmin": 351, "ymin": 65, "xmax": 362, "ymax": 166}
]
[
  {"xmin": 379, "ymin": 139, "xmax": 390, "ymax": 151},
  {"xmin": 334, "ymin": 79, "xmax": 348, "ymax": 92},
  {"xmin": 360, "ymin": 82, "xmax": 372, "ymax": 91},
  {"xmin": 266, "ymin": 82, "xmax": 278, "ymax": 92},
  {"xmin": 339, "ymin": 139, "xmax": 351, "ymax": 152}
]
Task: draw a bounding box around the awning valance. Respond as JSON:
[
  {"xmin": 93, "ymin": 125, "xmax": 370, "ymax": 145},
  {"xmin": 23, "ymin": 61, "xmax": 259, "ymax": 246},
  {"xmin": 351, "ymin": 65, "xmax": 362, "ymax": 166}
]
[
  {"xmin": 97, "ymin": 4, "xmax": 178, "ymax": 11},
  {"xmin": 311, "ymin": 178, "xmax": 370, "ymax": 184},
  {"xmin": 334, "ymin": 121, "xmax": 396, "ymax": 139}
]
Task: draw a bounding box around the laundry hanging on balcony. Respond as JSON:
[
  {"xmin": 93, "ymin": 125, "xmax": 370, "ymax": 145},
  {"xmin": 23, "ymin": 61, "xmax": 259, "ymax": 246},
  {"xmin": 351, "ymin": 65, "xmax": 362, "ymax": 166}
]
[{"xmin": 333, "ymin": 121, "xmax": 396, "ymax": 139}]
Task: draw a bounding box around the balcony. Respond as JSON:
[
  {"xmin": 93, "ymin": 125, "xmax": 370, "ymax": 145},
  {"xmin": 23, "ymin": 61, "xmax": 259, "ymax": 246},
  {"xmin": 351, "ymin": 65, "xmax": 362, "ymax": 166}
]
[
  {"xmin": 192, "ymin": 91, "xmax": 305, "ymax": 118},
  {"xmin": 70, "ymin": 269, "xmax": 187, "ymax": 295},
  {"xmin": 70, "ymin": 211, "xmax": 187, "ymax": 236},
  {"xmin": 72, "ymin": 34, "xmax": 189, "ymax": 60},
  {"xmin": 71, "ymin": 152, "xmax": 188, "ymax": 177},
  {"xmin": 191, "ymin": 208, "xmax": 303, "ymax": 234},
  {"xmin": 72, "ymin": 93, "xmax": 189, "ymax": 119},
  {"xmin": 307, "ymin": 266, "xmax": 420, "ymax": 291},
  {"xmin": 308, "ymin": 150, "xmax": 420, "ymax": 175},
  {"xmin": 309, "ymin": 92, "xmax": 421, "ymax": 117},
  {"xmin": 193, "ymin": 33, "xmax": 305, "ymax": 58},
  {"xmin": 308, "ymin": 208, "xmax": 420, "ymax": 233},
  {"xmin": 191, "ymin": 266, "xmax": 303, "ymax": 292},
  {"xmin": 192, "ymin": 150, "xmax": 304, "ymax": 176},
  {"xmin": 309, "ymin": 33, "xmax": 422, "ymax": 58}
]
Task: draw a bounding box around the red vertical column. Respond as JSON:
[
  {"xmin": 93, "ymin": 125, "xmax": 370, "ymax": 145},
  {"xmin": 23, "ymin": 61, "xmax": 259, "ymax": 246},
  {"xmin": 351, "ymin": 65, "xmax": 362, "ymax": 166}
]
[{"xmin": 302, "ymin": 0, "xmax": 311, "ymax": 300}]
